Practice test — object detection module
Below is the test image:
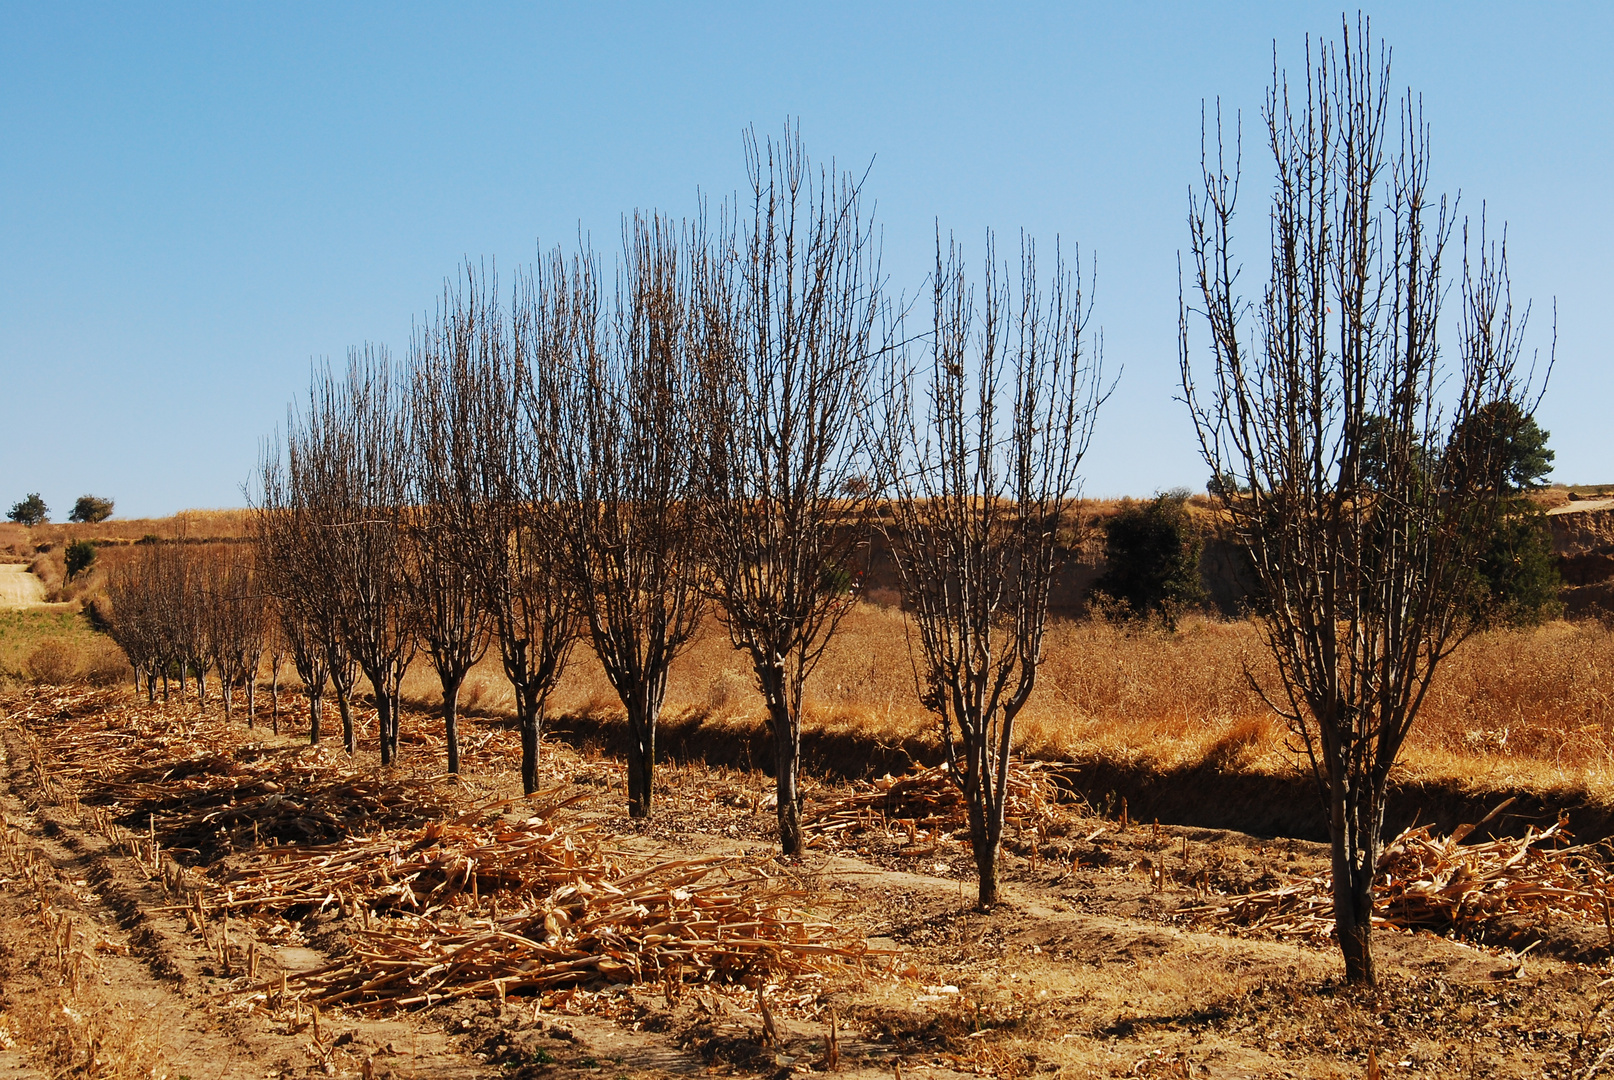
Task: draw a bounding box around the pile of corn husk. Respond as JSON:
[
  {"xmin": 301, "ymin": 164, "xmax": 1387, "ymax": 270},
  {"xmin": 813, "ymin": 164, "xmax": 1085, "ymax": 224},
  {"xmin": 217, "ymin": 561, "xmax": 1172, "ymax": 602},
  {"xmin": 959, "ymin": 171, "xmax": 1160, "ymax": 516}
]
[
  {"xmin": 261, "ymin": 857, "xmax": 861, "ymax": 1009},
  {"xmin": 1183, "ymin": 817, "xmax": 1614, "ymax": 946},
  {"xmin": 215, "ymin": 806, "xmax": 869, "ymax": 1010},
  {"xmin": 10, "ymin": 689, "xmax": 871, "ymax": 1010},
  {"xmin": 803, "ymin": 760, "xmax": 1057, "ymax": 842}
]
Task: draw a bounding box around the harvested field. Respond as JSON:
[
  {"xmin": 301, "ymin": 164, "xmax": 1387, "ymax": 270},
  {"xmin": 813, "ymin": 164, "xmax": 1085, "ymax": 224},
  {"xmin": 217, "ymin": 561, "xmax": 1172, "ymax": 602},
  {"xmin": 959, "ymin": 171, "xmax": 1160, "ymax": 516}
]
[{"xmin": 4, "ymin": 685, "xmax": 1614, "ymax": 1078}]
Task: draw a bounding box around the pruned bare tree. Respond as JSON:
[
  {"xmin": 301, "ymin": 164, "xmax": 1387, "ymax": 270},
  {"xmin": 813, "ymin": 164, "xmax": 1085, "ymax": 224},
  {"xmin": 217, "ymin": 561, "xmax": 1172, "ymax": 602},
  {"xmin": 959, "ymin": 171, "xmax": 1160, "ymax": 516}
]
[
  {"xmin": 203, "ymin": 547, "xmax": 258, "ymax": 720},
  {"xmin": 258, "ymin": 436, "xmax": 343, "ymax": 746},
  {"xmin": 418, "ymin": 262, "xmax": 578, "ymax": 794},
  {"xmin": 555, "ymin": 218, "xmax": 707, "ymax": 818},
  {"xmin": 106, "ymin": 551, "xmax": 163, "ymax": 700},
  {"xmin": 879, "ymin": 230, "xmax": 1105, "ymax": 908},
  {"xmin": 266, "ymin": 603, "xmax": 287, "ymax": 733},
  {"xmin": 407, "ymin": 274, "xmax": 499, "ymax": 776},
  {"xmin": 285, "ymin": 350, "xmax": 416, "ymax": 763},
  {"xmin": 696, "ymin": 125, "xmax": 887, "ymax": 854},
  {"xmin": 1179, "ymin": 19, "xmax": 1549, "ymax": 984}
]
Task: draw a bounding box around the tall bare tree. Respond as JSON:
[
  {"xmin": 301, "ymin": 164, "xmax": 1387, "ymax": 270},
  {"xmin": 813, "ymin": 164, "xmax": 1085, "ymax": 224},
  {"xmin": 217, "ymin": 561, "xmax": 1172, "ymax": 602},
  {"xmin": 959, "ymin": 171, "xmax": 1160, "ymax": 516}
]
[
  {"xmin": 1179, "ymin": 20, "xmax": 1549, "ymax": 984},
  {"xmin": 879, "ymin": 231, "xmax": 1105, "ymax": 908},
  {"xmin": 286, "ymin": 350, "xmax": 416, "ymax": 763},
  {"xmin": 697, "ymin": 126, "xmax": 886, "ymax": 854},
  {"xmin": 407, "ymin": 272, "xmax": 502, "ymax": 776},
  {"xmin": 419, "ymin": 263, "xmax": 578, "ymax": 794},
  {"xmin": 555, "ymin": 219, "xmax": 707, "ymax": 818}
]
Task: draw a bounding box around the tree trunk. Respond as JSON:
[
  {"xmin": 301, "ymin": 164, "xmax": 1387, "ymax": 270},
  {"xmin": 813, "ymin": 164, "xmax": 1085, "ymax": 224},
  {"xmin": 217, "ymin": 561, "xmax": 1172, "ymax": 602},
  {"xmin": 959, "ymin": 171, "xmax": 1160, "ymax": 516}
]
[
  {"xmin": 162, "ymin": 668, "xmax": 170, "ymax": 701},
  {"xmin": 625, "ymin": 694, "xmax": 659, "ymax": 819},
  {"xmin": 1335, "ymin": 860, "xmax": 1376, "ymax": 986},
  {"xmin": 246, "ymin": 672, "xmax": 257, "ymax": 728},
  {"xmin": 973, "ymin": 833, "xmax": 1000, "ymax": 909},
  {"xmin": 309, "ymin": 688, "xmax": 323, "ymax": 745},
  {"xmin": 773, "ymin": 731, "xmax": 803, "ymax": 855},
  {"xmin": 197, "ymin": 669, "xmax": 207, "ymax": 712},
  {"xmin": 390, "ymin": 689, "xmax": 402, "ymax": 759},
  {"xmin": 518, "ymin": 689, "xmax": 541, "ymax": 796},
  {"xmin": 1327, "ymin": 763, "xmax": 1384, "ymax": 986},
  {"xmin": 377, "ymin": 690, "xmax": 394, "ymax": 767},
  {"xmin": 270, "ymin": 661, "xmax": 280, "ymax": 733},
  {"xmin": 965, "ymin": 777, "xmax": 1002, "ymax": 909},
  {"xmin": 442, "ymin": 676, "xmax": 462, "ymax": 775},
  {"xmin": 336, "ymin": 689, "xmax": 354, "ymax": 754},
  {"xmin": 756, "ymin": 662, "xmax": 804, "ymax": 855},
  {"xmin": 146, "ymin": 665, "xmax": 157, "ymax": 703}
]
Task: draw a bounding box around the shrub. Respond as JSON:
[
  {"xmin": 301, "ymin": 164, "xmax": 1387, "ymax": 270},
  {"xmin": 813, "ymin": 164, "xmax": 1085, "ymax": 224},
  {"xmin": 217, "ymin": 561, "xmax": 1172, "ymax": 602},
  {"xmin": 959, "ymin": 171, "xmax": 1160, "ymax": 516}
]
[
  {"xmin": 23, "ymin": 638, "xmax": 78, "ymax": 684},
  {"xmin": 1468, "ymin": 500, "xmax": 1562, "ymax": 627},
  {"xmin": 1093, "ymin": 489, "xmax": 1205, "ymax": 626},
  {"xmin": 68, "ymin": 495, "xmax": 114, "ymax": 524},
  {"xmin": 7, "ymin": 493, "xmax": 48, "ymax": 526},
  {"xmin": 65, "ymin": 539, "xmax": 96, "ymax": 579}
]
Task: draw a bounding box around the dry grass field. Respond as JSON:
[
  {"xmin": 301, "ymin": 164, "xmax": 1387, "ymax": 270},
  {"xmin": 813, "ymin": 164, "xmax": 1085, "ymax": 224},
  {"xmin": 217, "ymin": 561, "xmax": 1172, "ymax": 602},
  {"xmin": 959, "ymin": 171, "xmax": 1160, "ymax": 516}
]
[{"xmin": 429, "ymin": 605, "xmax": 1614, "ymax": 825}]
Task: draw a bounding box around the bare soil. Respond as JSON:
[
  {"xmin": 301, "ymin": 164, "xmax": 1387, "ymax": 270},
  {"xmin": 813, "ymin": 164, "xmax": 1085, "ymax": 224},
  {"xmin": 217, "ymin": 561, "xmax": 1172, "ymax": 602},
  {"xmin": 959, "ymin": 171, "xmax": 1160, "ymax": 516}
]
[{"xmin": 2, "ymin": 687, "xmax": 1612, "ymax": 1079}]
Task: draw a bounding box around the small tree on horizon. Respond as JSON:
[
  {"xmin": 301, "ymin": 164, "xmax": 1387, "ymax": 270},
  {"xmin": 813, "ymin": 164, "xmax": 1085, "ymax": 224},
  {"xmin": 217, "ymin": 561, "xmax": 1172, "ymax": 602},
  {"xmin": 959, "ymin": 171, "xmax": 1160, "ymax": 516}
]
[
  {"xmin": 8, "ymin": 493, "xmax": 48, "ymax": 526},
  {"xmin": 1093, "ymin": 490, "xmax": 1205, "ymax": 626},
  {"xmin": 69, "ymin": 495, "xmax": 114, "ymax": 523}
]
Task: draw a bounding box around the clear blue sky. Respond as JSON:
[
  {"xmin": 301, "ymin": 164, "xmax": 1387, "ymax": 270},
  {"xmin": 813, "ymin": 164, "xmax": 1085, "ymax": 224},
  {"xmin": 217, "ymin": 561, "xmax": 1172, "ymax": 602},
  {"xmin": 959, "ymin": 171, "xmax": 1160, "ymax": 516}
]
[{"xmin": 2, "ymin": 3, "xmax": 1608, "ymax": 518}]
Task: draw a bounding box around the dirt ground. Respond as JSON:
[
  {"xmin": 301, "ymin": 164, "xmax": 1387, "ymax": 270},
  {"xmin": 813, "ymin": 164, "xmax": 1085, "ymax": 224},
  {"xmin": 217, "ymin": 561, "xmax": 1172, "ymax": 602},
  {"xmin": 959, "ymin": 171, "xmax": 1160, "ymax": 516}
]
[
  {"xmin": 2, "ymin": 687, "xmax": 1612, "ymax": 1080},
  {"xmin": 0, "ymin": 567, "xmax": 46, "ymax": 610}
]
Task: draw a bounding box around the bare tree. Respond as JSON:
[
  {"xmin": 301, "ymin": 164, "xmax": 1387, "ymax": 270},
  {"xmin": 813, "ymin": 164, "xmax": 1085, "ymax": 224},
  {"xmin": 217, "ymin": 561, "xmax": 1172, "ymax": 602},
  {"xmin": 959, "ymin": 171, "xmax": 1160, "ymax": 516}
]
[
  {"xmin": 407, "ymin": 274, "xmax": 499, "ymax": 776},
  {"xmin": 696, "ymin": 126, "xmax": 887, "ymax": 854},
  {"xmin": 266, "ymin": 602, "xmax": 287, "ymax": 733},
  {"xmin": 258, "ymin": 439, "xmax": 343, "ymax": 746},
  {"xmin": 203, "ymin": 548, "xmax": 256, "ymax": 720},
  {"xmin": 1179, "ymin": 20, "xmax": 1549, "ymax": 984},
  {"xmin": 106, "ymin": 552, "xmax": 163, "ymax": 700},
  {"xmin": 555, "ymin": 218, "xmax": 707, "ymax": 818},
  {"xmin": 879, "ymin": 231, "xmax": 1104, "ymax": 908},
  {"xmin": 420, "ymin": 262, "xmax": 578, "ymax": 794},
  {"xmin": 286, "ymin": 350, "xmax": 416, "ymax": 764}
]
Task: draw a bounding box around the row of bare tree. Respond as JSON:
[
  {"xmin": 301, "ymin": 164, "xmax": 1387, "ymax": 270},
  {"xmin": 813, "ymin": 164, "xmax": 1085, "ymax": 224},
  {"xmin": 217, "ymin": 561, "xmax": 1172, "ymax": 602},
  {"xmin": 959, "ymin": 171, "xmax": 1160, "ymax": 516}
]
[
  {"xmin": 245, "ymin": 128, "xmax": 1107, "ymax": 907},
  {"xmin": 123, "ymin": 15, "xmax": 1552, "ymax": 987},
  {"xmin": 104, "ymin": 543, "xmax": 289, "ymax": 725}
]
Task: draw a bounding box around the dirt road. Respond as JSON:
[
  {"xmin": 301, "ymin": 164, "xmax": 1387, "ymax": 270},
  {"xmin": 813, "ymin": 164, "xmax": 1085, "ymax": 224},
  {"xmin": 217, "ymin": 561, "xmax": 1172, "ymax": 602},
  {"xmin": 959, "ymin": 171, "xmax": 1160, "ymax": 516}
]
[{"xmin": 0, "ymin": 565, "xmax": 45, "ymax": 609}]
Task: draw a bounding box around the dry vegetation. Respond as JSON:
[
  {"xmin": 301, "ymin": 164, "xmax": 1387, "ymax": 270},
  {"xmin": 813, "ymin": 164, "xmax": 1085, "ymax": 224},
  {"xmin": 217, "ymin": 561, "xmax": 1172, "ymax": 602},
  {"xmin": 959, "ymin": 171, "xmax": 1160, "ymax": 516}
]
[
  {"xmin": 437, "ymin": 606, "xmax": 1614, "ymax": 805},
  {"xmin": 6, "ymin": 684, "xmax": 1614, "ymax": 1080}
]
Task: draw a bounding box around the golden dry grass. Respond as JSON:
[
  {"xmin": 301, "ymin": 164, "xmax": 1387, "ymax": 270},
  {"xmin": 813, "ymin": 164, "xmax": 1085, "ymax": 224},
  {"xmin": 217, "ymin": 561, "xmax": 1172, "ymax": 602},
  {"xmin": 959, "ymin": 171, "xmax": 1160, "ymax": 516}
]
[{"xmin": 407, "ymin": 603, "xmax": 1614, "ymax": 796}]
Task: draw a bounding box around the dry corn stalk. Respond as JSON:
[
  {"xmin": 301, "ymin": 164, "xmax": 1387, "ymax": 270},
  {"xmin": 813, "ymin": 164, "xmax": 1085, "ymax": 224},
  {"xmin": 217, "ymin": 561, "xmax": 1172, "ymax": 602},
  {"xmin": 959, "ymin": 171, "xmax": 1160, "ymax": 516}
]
[{"xmin": 1184, "ymin": 817, "xmax": 1612, "ymax": 947}]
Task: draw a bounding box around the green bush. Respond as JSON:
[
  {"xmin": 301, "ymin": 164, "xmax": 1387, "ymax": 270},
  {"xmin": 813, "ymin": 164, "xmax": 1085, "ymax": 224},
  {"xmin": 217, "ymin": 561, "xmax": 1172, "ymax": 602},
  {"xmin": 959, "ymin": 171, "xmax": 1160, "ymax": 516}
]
[
  {"xmin": 1094, "ymin": 489, "xmax": 1206, "ymax": 626},
  {"xmin": 7, "ymin": 493, "xmax": 48, "ymax": 526},
  {"xmin": 65, "ymin": 539, "xmax": 97, "ymax": 580},
  {"xmin": 1467, "ymin": 499, "xmax": 1562, "ymax": 628},
  {"xmin": 68, "ymin": 495, "xmax": 114, "ymax": 524}
]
